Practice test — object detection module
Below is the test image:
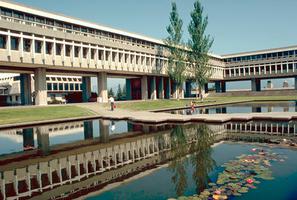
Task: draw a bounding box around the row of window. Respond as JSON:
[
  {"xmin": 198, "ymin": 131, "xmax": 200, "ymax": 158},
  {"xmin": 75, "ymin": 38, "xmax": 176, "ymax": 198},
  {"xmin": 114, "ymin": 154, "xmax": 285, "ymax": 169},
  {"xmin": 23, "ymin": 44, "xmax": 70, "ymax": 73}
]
[
  {"xmin": 0, "ymin": 34, "xmax": 165, "ymax": 65},
  {"xmin": 0, "ymin": 7, "xmax": 157, "ymax": 49},
  {"xmin": 47, "ymin": 83, "xmax": 81, "ymax": 91},
  {"xmin": 225, "ymin": 63, "xmax": 297, "ymax": 76},
  {"xmin": 224, "ymin": 50, "xmax": 297, "ymax": 63}
]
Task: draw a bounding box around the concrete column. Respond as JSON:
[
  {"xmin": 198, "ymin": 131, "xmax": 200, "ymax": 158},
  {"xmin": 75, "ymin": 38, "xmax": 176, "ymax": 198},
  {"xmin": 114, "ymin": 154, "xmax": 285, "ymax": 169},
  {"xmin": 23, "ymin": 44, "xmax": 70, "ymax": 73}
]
[
  {"xmin": 150, "ymin": 76, "xmax": 157, "ymax": 100},
  {"xmin": 126, "ymin": 79, "xmax": 132, "ymax": 100},
  {"xmin": 165, "ymin": 77, "xmax": 171, "ymax": 99},
  {"xmin": 82, "ymin": 77, "xmax": 91, "ymax": 102},
  {"xmin": 97, "ymin": 72, "xmax": 108, "ymax": 103},
  {"xmin": 36, "ymin": 126, "xmax": 50, "ymax": 155},
  {"xmin": 158, "ymin": 77, "xmax": 164, "ymax": 99},
  {"xmin": 34, "ymin": 68, "xmax": 47, "ymax": 106},
  {"xmin": 251, "ymin": 78, "xmax": 261, "ymax": 92},
  {"xmin": 23, "ymin": 128, "xmax": 34, "ymax": 148},
  {"xmin": 20, "ymin": 74, "xmax": 32, "ymax": 105},
  {"xmin": 84, "ymin": 121, "xmax": 93, "ymax": 139},
  {"xmin": 185, "ymin": 81, "xmax": 192, "ymax": 98},
  {"xmin": 99, "ymin": 119, "xmax": 109, "ymax": 143},
  {"xmin": 141, "ymin": 76, "xmax": 148, "ymax": 100}
]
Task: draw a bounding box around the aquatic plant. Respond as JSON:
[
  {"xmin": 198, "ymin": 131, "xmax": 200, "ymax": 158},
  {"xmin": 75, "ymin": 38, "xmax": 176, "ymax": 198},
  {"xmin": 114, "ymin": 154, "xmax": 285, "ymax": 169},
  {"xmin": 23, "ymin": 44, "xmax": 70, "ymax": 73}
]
[{"xmin": 168, "ymin": 147, "xmax": 286, "ymax": 200}]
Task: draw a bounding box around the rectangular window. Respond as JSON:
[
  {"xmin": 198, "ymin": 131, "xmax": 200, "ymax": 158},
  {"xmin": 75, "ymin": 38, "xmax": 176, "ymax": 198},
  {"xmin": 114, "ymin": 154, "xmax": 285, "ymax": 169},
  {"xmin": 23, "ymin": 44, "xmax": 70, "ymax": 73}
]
[
  {"xmin": 65, "ymin": 45, "xmax": 71, "ymax": 57},
  {"xmin": 75, "ymin": 84, "xmax": 79, "ymax": 90},
  {"xmin": 56, "ymin": 43, "xmax": 62, "ymax": 55},
  {"xmin": 91, "ymin": 49, "xmax": 95, "ymax": 59},
  {"xmin": 74, "ymin": 46, "xmax": 80, "ymax": 57},
  {"xmin": 47, "ymin": 83, "xmax": 52, "ymax": 91},
  {"xmin": 23, "ymin": 38, "xmax": 31, "ymax": 52},
  {"xmin": 11, "ymin": 37, "xmax": 19, "ymax": 50},
  {"xmin": 59, "ymin": 83, "xmax": 63, "ymax": 91},
  {"xmin": 24, "ymin": 14, "xmax": 34, "ymax": 22},
  {"xmin": 35, "ymin": 40, "xmax": 42, "ymax": 53},
  {"xmin": 70, "ymin": 83, "xmax": 74, "ymax": 90},
  {"xmin": 1, "ymin": 8, "xmax": 12, "ymax": 17},
  {"xmin": 83, "ymin": 48, "xmax": 88, "ymax": 58},
  {"xmin": 98, "ymin": 50, "xmax": 103, "ymax": 60},
  {"xmin": 64, "ymin": 83, "xmax": 69, "ymax": 91},
  {"xmin": 53, "ymin": 83, "xmax": 58, "ymax": 91},
  {"xmin": 0, "ymin": 35, "xmax": 6, "ymax": 49},
  {"xmin": 13, "ymin": 11, "xmax": 24, "ymax": 19},
  {"xmin": 46, "ymin": 42, "xmax": 52, "ymax": 54}
]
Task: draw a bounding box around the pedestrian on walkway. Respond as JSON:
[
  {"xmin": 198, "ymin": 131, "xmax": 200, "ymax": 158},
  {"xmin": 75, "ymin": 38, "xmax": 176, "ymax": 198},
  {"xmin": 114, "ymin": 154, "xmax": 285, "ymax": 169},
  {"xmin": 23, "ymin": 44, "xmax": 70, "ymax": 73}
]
[{"xmin": 109, "ymin": 96, "xmax": 115, "ymax": 111}]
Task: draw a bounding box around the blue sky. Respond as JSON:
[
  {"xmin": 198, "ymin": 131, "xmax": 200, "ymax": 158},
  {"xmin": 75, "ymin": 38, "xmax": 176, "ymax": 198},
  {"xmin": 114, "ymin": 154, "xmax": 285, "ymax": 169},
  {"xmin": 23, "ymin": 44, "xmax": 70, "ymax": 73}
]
[
  {"xmin": 5, "ymin": 0, "xmax": 297, "ymax": 89},
  {"xmin": 13, "ymin": 0, "xmax": 297, "ymax": 55}
]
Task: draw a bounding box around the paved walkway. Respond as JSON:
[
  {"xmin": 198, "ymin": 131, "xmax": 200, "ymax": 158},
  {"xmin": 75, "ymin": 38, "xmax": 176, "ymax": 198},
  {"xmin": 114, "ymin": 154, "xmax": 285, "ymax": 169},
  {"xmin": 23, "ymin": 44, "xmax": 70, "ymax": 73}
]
[{"xmin": 78, "ymin": 103, "xmax": 297, "ymax": 124}]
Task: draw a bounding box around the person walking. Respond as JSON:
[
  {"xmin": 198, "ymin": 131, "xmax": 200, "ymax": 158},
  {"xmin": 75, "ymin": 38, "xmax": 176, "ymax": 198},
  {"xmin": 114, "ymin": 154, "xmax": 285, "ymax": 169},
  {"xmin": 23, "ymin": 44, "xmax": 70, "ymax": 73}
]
[{"xmin": 109, "ymin": 96, "xmax": 115, "ymax": 111}]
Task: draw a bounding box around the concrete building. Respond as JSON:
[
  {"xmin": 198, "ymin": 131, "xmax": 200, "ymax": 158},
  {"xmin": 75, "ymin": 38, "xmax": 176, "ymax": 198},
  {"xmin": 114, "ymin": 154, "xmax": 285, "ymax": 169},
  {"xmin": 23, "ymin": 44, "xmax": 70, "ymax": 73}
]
[
  {"xmin": 0, "ymin": 1, "xmax": 296, "ymax": 106},
  {"xmin": 0, "ymin": 75, "xmax": 82, "ymax": 105}
]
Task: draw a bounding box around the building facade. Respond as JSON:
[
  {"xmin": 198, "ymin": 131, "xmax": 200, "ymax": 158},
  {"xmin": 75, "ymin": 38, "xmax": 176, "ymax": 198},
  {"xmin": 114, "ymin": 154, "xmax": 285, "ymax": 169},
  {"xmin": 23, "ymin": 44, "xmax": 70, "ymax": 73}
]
[{"xmin": 0, "ymin": 1, "xmax": 296, "ymax": 106}]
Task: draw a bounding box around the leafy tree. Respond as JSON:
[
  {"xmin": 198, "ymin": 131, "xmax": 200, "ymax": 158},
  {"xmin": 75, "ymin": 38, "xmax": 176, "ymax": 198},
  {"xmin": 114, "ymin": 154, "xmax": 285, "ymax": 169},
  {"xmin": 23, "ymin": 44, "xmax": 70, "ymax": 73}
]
[
  {"xmin": 165, "ymin": 2, "xmax": 188, "ymax": 99},
  {"xmin": 116, "ymin": 84, "xmax": 123, "ymax": 100},
  {"xmin": 188, "ymin": 0, "xmax": 214, "ymax": 100},
  {"xmin": 108, "ymin": 88, "xmax": 114, "ymax": 97}
]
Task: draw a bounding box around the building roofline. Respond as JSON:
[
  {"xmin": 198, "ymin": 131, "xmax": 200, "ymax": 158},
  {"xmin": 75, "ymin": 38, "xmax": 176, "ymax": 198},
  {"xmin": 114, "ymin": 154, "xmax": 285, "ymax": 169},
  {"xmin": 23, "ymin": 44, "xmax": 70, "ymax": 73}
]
[
  {"xmin": 221, "ymin": 45, "xmax": 297, "ymax": 58},
  {"xmin": 0, "ymin": 0, "xmax": 165, "ymax": 44}
]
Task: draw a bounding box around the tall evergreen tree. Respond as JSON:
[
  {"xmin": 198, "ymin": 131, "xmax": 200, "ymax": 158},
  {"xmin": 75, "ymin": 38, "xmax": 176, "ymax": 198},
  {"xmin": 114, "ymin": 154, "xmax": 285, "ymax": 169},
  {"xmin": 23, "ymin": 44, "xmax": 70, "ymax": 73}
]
[
  {"xmin": 165, "ymin": 2, "xmax": 187, "ymax": 99},
  {"xmin": 116, "ymin": 84, "xmax": 122, "ymax": 100},
  {"xmin": 188, "ymin": 0, "xmax": 214, "ymax": 100},
  {"xmin": 108, "ymin": 88, "xmax": 114, "ymax": 97}
]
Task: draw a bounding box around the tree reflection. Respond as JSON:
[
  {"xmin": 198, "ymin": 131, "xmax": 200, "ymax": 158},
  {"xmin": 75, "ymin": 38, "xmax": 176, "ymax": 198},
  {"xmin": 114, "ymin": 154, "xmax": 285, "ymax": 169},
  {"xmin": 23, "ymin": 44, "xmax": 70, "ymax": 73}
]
[
  {"xmin": 190, "ymin": 124, "xmax": 216, "ymax": 193},
  {"xmin": 168, "ymin": 125, "xmax": 188, "ymax": 196}
]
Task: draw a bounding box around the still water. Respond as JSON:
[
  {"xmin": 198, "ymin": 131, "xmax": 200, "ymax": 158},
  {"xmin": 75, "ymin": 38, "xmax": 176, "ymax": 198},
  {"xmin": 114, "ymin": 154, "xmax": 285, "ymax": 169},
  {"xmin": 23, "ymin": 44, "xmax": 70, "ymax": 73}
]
[
  {"xmin": 0, "ymin": 119, "xmax": 296, "ymax": 200},
  {"xmin": 168, "ymin": 101, "xmax": 297, "ymax": 115}
]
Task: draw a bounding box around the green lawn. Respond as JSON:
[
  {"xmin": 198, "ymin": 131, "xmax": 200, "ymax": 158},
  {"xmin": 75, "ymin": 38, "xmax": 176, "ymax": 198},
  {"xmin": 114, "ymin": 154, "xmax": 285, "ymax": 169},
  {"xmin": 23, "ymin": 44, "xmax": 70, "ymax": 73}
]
[
  {"xmin": 0, "ymin": 106, "xmax": 94, "ymax": 125},
  {"xmin": 114, "ymin": 95, "xmax": 297, "ymax": 111}
]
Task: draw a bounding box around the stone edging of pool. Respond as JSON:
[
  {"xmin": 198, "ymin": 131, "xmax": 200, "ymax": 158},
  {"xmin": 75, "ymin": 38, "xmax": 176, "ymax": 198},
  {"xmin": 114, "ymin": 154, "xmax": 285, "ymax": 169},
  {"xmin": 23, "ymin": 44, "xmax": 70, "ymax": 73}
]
[{"xmin": 151, "ymin": 99, "xmax": 296, "ymax": 113}]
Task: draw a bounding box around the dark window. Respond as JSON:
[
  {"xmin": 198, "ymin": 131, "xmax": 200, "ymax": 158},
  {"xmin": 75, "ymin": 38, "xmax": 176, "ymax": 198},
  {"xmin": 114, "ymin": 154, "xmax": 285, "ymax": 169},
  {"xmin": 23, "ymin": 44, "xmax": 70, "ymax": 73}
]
[
  {"xmin": 70, "ymin": 83, "xmax": 74, "ymax": 90},
  {"xmin": 277, "ymin": 52, "xmax": 283, "ymax": 57},
  {"xmin": 23, "ymin": 38, "xmax": 31, "ymax": 52},
  {"xmin": 24, "ymin": 14, "xmax": 34, "ymax": 21},
  {"xmin": 56, "ymin": 43, "xmax": 62, "ymax": 55},
  {"xmin": 1, "ymin": 8, "xmax": 12, "ymax": 17},
  {"xmin": 91, "ymin": 49, "xmax": 95, "ymax": 59},
  {"xmin": 65, "ymin": 45, "xmax": 71, "ymax": 57},
  {"xmin": 73, "ymin": 26, "xmax": 80, "ymax": 31},
  {"xmin": 98, "ymin": 50, "xmax": 103, "ymax": 60},
  {"xmin": 63, "ymin": 23, "xmax": 72, "ymax": 29},
  {"xmin": 46, "ymin": 18, "xmax": 54, "ymax": 26},
  {"xmin": 74, "ymin": 46, "xmax": 80, "ymax": 57},
  {"xmin": 53, "ymin": 83, "xmax": 58, "ymax": 91},
  {"xmin": 0, "ymin": 35, "xmax": 6, "ymax": 49},
  {"xmin": 83, "ymin": 48, "xmax": 88, "ymax": 58},
  {"xmin": 46, "ymin": 42, "xmax": 52, "ymax": 54},
  {"xmin": 289, "ymin": 50, "xmax": 294, "ymax": 56},
  {"xmin": 267, "ymin": 54, "xmax": 272, "ymax": 58},
  {"xmin": 75, "ymin": 84, "xmax": 79, "ymax": 90},
  {"xmin": 47, "ymin": 83, "xmax": 52, "ymax": 90},
  {"xmin": 284, "ymin": 51, "xmax": 289, "ymax": 56},
  {"xmin": 59, "ymin": 83, "xmax": 63, "ymax": 91},
  {"xmin": 64, "ymin": 84, "xmax": 69, "ymax": 90},
  {"xmin": 35, "ymin": 40, "xmax": 42, "ymax": 53},
  {"xmin": 112, "ymin": 52, "xmax": 116, "ymax": 62},
  {"xmin": 11, "ymin": 37, "xmax": 19, "ymax": 50},
  {"xmin": 13, "ymin": 11, "xmax": 24, "ymax": 19},
  {"xmin": 35, "ymin": 17, "xmax": 45, "ymax": 24},
  {"xmin": 55, "ymin": 20, "xmax": 63, "ymax": 28}
]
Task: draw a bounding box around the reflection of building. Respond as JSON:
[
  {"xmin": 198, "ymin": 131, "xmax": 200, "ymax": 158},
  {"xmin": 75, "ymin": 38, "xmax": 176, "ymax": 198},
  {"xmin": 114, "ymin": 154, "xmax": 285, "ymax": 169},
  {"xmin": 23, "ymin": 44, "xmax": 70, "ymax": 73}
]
[
  {"xmin": 0, "ymin": 120, "xmax": 296, "ymax": 199},
  {"xmin": 283, "ymin": 80, "xmax": 289, "ymax": 88},
  {"xmin": 266, "ymin": 80, "xmax": 273, "ymax": 89},
  {"xmin": 0, "ymin": 75, "xmax": 82, "ymax": 105}
]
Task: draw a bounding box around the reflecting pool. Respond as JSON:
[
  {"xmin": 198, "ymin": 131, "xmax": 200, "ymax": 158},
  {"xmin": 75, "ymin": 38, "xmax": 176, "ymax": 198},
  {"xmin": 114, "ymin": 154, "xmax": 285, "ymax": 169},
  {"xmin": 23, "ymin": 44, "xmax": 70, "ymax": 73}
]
[
  {"xmin": 0, "ymin": 119, "xmax": 296, "ymax": 200},
  {"xmin": 167, "ymin": 101, "xmax": 297, "ymax": 115}
]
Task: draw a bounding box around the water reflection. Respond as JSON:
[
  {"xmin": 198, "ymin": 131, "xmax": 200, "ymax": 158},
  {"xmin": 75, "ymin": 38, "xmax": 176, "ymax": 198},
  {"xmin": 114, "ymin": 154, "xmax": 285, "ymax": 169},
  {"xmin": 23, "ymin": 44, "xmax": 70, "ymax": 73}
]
[
  {"xmin": 0, "ymin": 120, "xmax": 296, "ymax": 199},
  {"xmin": 169, "ymin": 101, "xmax": 297, "ymax": 115}
]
